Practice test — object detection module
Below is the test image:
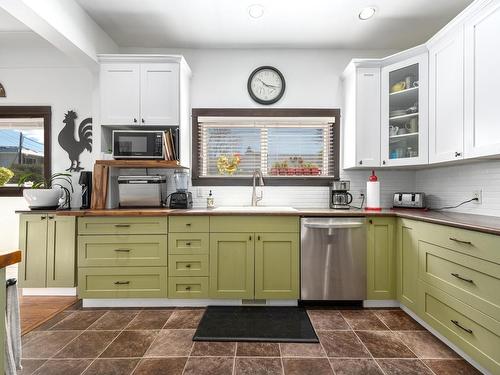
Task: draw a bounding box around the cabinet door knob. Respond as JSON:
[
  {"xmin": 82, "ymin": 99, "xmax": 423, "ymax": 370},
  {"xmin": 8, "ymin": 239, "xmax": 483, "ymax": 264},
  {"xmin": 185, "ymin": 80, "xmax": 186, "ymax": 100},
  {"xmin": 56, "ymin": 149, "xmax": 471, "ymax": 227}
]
[
  {"xmin": 186, "ymin": 223, "xmax": 191, "ymax": 226},
  {"xmin": 41, "ymin": 216, "xmax": 46, "ymax": 220},
  {"xmin": 257, "ymin": 235, "xmax": 261, "ymax": 241},
  {"xmin": 141, "ymin": 118, "xmax": 145, "ymax": 124},
  {"xmin": 185, "ymin": 286, "xmax": 191, "ymax": 291},
  {"xmin": 382, "ymin": 160, "xmax": 386, "ymax": 165},
  {"xmin": 359, "ymin": 160, "xmax": 363, "ymax": 165},
  {"xmin": 48, "ymin": 216, "xmax": 54, "ymax": 220},
  {"xmin": 185, "ymin": 264, "xmax": 191, "ymax": 268},
  {"xmin": 369, "ymin": 219, "xmax": 373, "ymax": 224},
  {"xmin": 455, "ymin": 152, "xmax": 462, "ymax": 157},
  {"xmin": 133, "ymin": 118, "xmax": 137, "ymax": 123},
  {"xmin": 249, "ymin": 235, "xmax": 252, "ymax": 241},
  {"xmin": 185, "ymin": 242, "xmax": 191, "ymax": 246}
]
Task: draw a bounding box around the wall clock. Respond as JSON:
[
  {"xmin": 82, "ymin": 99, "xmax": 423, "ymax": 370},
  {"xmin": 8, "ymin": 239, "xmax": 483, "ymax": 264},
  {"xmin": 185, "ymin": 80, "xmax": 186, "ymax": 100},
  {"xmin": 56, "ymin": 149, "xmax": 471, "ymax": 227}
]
[{"xmin": 247, "ymin": 66, "xmax": 285, "ymax": 105}]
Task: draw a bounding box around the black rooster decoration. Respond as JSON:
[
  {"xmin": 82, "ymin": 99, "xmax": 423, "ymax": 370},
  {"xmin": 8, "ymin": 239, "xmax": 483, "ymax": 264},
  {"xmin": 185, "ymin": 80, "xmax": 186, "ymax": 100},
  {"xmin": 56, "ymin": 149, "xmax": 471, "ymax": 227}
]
[{"xmin": 58, "ymin": 110, "xmax": 92, "ymax": 172}]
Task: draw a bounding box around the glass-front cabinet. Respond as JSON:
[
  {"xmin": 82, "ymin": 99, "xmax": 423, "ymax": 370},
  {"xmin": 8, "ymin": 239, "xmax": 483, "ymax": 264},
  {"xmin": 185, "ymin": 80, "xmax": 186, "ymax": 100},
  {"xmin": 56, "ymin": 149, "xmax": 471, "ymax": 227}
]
[{"xmin": 381, "ymin": 54, "xmax": 428, "ymax": 166}]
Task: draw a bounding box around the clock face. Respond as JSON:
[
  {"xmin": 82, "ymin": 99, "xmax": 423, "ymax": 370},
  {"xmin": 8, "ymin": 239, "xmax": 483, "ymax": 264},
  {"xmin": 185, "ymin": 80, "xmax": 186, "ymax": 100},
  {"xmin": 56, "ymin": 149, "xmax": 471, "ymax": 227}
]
[{"xmin": 248, "ymin": 66, "xmax": 285, "ymax": 105}]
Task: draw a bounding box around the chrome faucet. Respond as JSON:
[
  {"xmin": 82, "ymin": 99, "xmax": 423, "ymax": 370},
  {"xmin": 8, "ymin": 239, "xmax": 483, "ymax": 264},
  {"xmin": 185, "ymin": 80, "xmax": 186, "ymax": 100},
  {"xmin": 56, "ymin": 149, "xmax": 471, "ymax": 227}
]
[{"xmin": 251, "ymin": 169, "xmax": 265, "ymax": 206}]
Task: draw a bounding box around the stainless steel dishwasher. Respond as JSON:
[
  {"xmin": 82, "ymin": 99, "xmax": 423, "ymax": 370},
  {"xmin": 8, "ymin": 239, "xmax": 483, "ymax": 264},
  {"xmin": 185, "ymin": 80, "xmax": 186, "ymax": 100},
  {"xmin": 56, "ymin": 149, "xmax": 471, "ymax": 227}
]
[{"xmin": 300, "ymin": 217, "xmax": 367, "ymax": 301}]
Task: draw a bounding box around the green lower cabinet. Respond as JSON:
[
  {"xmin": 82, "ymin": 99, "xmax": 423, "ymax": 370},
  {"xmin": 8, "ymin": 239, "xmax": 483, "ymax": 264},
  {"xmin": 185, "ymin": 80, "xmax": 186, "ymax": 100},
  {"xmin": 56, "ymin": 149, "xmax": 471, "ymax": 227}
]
[
  {"xmin": 255, "ymin": 233, "xmax": 299, "ymax": 299},
  {"xmin": 168, "ymin": 277, "xmax": 209, "ymax": 298},
  {"xmin": 367, "ymin": 217, "xmax": 396, "ymax": 300},
  {"xmin": 397, "ymin": 219, "xmax": 419, "ymax": 310},
  {"xmin": 19, "ymin": 214, "xmax": 48, "ymax": 287},
  {"xmin": 46, "ymin": 216, "xmax": 76, "ymax": 287},
  {"xmin": 209, "ymin": 233, "xmax": 254, "ymax": 299}
]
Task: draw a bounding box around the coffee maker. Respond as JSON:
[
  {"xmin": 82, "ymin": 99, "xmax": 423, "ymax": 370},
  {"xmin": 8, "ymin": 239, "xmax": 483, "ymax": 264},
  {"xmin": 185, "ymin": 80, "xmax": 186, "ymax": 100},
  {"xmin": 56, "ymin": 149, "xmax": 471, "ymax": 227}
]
[
  {"xmin": 168, "ymin": 170, "xmax": 193, "ymax": 209},
  {"xmin": 329, "ymin": 180, "xmax": 353, "ymax": 209},
  {"xmin": 79, "ymin": 171, "xmax": 92, "ymax": 209}
]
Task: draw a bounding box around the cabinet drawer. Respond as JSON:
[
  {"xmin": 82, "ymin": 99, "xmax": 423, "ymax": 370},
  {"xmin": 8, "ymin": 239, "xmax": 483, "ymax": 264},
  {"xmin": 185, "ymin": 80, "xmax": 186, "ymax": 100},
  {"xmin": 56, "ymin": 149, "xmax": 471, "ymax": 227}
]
[
  {"xmin": 168, "ymin": 233, "xmax": 209, "ymax": 254},
  {"xmin": 419, "ymin": 282, "xmax": 500, "ymax": 374},
  {"xmin": 210, "ymin": 216, "xmax": 299, "ymax": 233},
  {"xmin": 78, "ymin": 217, "xmax": 167, "ymax": 235},
  {"xmin": 168, "ymin": 255, "xmax": 209, "ymax": 277},
  {"xmin": 78, "ymin": 267, "xmax": 167, "ymax": 298},
  {"xmin": 417, "ymin": 221, "xmax": 500, "ymax": 265},
  {"xmin": 78, "ymin": 235, "xmax": 167, "ymax": 267},
  {"xmin": 419, "ymin": 242, "xmax": 500, "ymax": 321},
  {"xmin": 168, "ymin": 277, "xmax": 208, "ymax": 298},
  {"xmin": 169, "ymin": 217, "xmax": 209, "ymax": 233}
]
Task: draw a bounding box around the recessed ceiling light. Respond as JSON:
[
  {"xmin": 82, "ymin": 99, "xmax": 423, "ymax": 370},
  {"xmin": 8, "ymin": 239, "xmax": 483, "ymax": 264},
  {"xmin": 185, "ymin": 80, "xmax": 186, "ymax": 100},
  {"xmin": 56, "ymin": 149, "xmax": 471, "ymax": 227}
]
[
  {"xmin": 248, "ymin": 4, "xmax": 265, "ymax": 19},
  {"xmin": 358, "ymin": 7, "xmax": 376, "ymax": 20}
]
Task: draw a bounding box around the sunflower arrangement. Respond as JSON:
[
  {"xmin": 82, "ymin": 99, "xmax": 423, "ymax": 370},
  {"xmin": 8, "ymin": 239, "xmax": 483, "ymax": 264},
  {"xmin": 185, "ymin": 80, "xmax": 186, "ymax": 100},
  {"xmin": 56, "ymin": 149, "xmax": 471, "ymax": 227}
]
[{"xmin": 216, "ymin": 153, "xmax": 241, "ymax": 175}]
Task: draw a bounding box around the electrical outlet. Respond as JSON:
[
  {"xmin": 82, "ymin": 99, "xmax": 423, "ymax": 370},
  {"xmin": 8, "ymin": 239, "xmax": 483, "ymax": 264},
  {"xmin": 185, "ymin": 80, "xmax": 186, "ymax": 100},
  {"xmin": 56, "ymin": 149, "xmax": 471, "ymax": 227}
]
[
  {"xmin": 472, "ymin": 190, "xmax": 482, "ymax": 204},
  {"xmin": 359, "ymin": 190, "xmax": 365, "ymax": 198}
]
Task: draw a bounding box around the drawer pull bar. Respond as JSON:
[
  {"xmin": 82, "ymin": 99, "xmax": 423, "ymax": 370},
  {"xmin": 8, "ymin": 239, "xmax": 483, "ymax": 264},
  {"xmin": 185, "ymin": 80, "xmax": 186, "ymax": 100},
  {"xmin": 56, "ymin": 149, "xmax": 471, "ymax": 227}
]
[
  {"xmin": 185, "ymin": 264, "xmax": 191, "ymax": 268},
  {"xmin": 449, "ymin": 237, "xmax": 473, "ymax": 245},
  {"xmin": 186, "ymin": 242, "xmax": 191, "ymax": 246},
  {"xmin": 114, "ymin": 281, "xmax": 130, "ymax": 285},
  {"xmin": 114, "ymin": 248, "xmax": 131, "ymax": 252},
  {"xmin": 185, "ymin": 286, "xmax": 191, "ymax": 291},
  {"xmin": 451, "ymin": 320, "xmax": 473, "ymax": 334},
  {"xmin": 114, "ymin": 224, "xmax": 131, "ymax": 228},
  {"xmin": 451, "ymin": 273, "xmax": 474, "ymax": 284}
]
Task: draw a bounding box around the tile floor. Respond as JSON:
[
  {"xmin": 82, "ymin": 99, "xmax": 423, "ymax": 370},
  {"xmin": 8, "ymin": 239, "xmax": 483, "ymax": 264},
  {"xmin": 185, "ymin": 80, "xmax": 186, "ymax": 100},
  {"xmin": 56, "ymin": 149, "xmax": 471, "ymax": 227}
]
[{"xmin": 19, "ymin": 304, "xmax": 483, "ymax": 375}]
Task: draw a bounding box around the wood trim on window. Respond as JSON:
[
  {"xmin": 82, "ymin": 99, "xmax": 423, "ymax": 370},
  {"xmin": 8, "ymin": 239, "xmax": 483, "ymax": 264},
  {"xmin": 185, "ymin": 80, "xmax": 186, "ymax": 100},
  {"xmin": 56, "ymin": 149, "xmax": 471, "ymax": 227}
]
[
  {"xmin": 191, "ymin": 108, "xmax": 340, "ymax": 186},
  {"xmin": 0, "ymin": 106, "xmax": 52, "ymax": 197}
]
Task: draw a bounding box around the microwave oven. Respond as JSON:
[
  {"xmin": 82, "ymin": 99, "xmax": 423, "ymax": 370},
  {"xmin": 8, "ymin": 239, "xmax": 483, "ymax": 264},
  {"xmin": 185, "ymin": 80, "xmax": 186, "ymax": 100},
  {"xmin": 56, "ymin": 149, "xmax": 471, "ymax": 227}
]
[{"xmin": 112, "ymin": 130, "xmax": 164, "ymax": 159}]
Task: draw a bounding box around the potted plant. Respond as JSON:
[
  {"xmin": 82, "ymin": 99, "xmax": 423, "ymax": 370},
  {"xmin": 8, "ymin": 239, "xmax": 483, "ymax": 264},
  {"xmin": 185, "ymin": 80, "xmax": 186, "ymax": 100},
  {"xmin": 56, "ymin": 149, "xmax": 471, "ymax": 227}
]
[
  {"xmin": 278, "ymin": 161, "xmax": 288, "ymax": 175},
  {"xmin": 0, "ymin": 167, "xmax": 14, "ymax": 186},
  {"xmin": 270, "ymin": 162, "xmax": 280, "ymax": 176},
  {"xmin": 19, "ymin": 172, "xmax": 74, "ymax": 209}
]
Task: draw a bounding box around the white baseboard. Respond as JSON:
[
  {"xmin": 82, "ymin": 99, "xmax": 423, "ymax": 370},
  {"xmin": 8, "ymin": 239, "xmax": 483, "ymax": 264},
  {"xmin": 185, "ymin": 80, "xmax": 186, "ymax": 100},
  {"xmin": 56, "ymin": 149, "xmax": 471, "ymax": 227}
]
[
  {"xmin": 82, "ymin": 298, "xmax": 298, "ymax": 308},
  {"xmin": 400, "ymin": 305, "xmax": 491, "ymax": 375},
  {"xmin": 22, "ymin": 288, "xmax": 76, "ymax": 296},
  {"xmin": 363, "ymin": 300, "xmax": 400, "ymax": 308}
]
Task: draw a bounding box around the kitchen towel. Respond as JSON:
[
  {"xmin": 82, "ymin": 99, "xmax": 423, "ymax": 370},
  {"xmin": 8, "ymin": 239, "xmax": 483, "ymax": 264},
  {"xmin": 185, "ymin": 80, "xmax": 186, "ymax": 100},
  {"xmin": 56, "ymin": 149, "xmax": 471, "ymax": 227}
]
[{"xmin": 5, "ymin": 279, "xmax": 22, "ymax": 375}]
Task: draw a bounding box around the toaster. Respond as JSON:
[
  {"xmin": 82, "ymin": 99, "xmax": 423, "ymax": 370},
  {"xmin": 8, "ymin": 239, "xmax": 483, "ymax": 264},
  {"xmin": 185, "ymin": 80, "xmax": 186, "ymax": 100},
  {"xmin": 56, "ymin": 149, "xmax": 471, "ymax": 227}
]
[{"xmin": 393, "ymin": 192, "xmax": 426, "ymax": 209}]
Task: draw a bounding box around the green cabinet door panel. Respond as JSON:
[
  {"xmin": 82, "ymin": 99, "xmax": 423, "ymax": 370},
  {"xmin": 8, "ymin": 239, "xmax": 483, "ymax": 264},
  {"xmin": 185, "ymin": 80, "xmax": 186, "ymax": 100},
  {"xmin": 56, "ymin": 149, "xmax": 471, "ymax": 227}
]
[
  {"xmin": 78, "ymin": 216, "xmax": 168, "ymax": 235},
  {"xmin": 210, "ymin": 216, "xmax": 299, "ymax": 233},
  {"xmin": 19, "ymin": 214, "xmax": 48, "ymax": 288},
  {"xmin": 46, "ymin": 216, "xmax": 76, "ymax": 287},
  {"xmin": 255, "ymin": 233, "xmax": 299, "ymax": 299},
  {"xmin": 209, "ymin": 233, "xmax": 254, "ymax": 299},
  {"xmin": 367, "ymin": 217, "xmax": 396, "ymax": 300},
  {"xmin": 397, "ymin": 219, "xmax": 419, "ymax": 311}
]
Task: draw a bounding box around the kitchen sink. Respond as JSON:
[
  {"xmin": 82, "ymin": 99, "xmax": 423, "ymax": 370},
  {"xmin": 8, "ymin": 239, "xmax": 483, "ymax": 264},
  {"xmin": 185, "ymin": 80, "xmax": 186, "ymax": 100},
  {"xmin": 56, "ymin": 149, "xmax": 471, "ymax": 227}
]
[{"xmin": 211, "ymin": 206, "xmax": 297, "ymax": 212}]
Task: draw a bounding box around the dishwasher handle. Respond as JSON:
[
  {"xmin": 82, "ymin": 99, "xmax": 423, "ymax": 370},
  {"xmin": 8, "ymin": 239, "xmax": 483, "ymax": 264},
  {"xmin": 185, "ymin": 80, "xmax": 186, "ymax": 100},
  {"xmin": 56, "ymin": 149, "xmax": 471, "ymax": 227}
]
[{"xmin": 304, "ymin": 223, "xmax": 365, "ymax": 229}]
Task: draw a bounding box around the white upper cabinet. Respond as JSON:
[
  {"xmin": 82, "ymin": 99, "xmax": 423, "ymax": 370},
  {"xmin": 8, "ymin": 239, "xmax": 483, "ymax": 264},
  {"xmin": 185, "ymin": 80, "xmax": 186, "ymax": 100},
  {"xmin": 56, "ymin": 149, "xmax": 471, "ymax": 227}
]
[
  {"xmin": 342, "ymin": 66, "xmax": 381, "ymax": 169},
  {"xmin": 381, "ymin": 53, "xmax": 429, "ymax": 167},
  {"xmin": 140, "ymin": 63, "xmax": 179, "ymax": 126},
  {"xmin": 464, "ymin": 1, "xmax": 500, "ymax": 158},
  {"xmin": 100, "ymin": 61, "xmax": 180, "ymax": 126},
  {"xmin": 100, "ymin": 64, "xmax": 141, "ymax": 125},
  {"xmin": 428, "ymin": 27, "xmax": 465, "ymax": 163}
]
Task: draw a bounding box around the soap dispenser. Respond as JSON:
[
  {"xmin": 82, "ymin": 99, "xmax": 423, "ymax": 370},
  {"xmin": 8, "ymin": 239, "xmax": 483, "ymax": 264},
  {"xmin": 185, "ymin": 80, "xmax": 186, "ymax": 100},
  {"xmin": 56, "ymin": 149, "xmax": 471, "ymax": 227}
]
[{"xmin": 207, "ymin": 190, "xmax": 215, "ymax": 209}]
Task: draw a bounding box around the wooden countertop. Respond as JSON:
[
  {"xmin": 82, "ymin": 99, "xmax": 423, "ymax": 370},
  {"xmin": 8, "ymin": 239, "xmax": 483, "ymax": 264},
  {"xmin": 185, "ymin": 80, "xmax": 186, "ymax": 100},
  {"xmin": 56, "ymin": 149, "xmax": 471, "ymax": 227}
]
[
  {"xmin": 17, "ymin": 207, "xmax": 500, "ymax": 236},
  {"xmin": 0, "ymin": 250, "xmax": 21, "ymax": 269}
]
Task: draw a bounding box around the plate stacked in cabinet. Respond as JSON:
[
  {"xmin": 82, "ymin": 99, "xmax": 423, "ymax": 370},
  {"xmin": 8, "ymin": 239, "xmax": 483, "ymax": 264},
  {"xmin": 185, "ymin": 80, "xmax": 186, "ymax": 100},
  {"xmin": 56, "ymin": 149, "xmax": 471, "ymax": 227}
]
[
  {"xmin": 77, "ymin": 217, "xmax": 168, "ymax": 298},
  {"xmin": 167, "ymin": 217, "xmax": 210, "ymax": 298}
]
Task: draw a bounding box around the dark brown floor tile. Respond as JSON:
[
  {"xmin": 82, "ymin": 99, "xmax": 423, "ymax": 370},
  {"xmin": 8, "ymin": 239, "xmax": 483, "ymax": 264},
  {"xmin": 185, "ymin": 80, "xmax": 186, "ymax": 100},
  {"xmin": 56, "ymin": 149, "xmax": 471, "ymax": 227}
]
[
  {"xmin": 423, "ymin": 359, "xmax": 483, "ymax": 375},
  {"xmin": 235, "ymin": 357, "xmax": 283, "ymax": 375},
  {"xmin": 280, "ymin": 342, "xmax": 326, "ymax": 357},
  {"xmin": 191, "ymin": 341, "xmax": 236, "ymax": 356},
  {"xmin": 236, "ymin": 342, "xmax": 280, "ymax": 357},
  {"xmin": 100, "ymin": 330, "xmax": 158, "ymax": 358},
  {"xmin": 356, "ymin": 331, "xmax": 416, "ymax": 358},
  {"xmin": 374, "ymin": 310, "xmax": 424, "ymax": 331},
  {"xmin": 283, "ymin": 358, "xmax": 333, "ymax": 375},
  {"xmin": 183, "ymin": 357, "xmax": 233, "ymax": 375},
  {"xmin": 88, "ymin": 310, "xmax": 139, "ymax": 330},
  {"xmin": 54, "ymin": 330, "xmax": 119, "ymax": 358},
  {"xmin": 396, "ymin": 331, "xmax": 460, "ymax": 359},
  {"xmin": 133, "ymin": 358, "xmax": 187, "ymax": 375},
  {"xmin": 34, "ymin": 311, "xmax": 74, "ymax": 331},
  {"xmin": 32, "ymin": 359, "xmax": 92, "ymax": 375},
  {"xmin": 144, "ymin": 329, "xmax": 194, "ymax": 357},
  {"xmin": 51, "ymin": 311, "xmax": 106, "ymax": 330},
  {"xmin": 340, "ymin": 310, "xmax": 389, "ymax": 330},
  {"xmin": 23, "ymin": 331, "xmax": 81, "ymax": 358},
  {"xmin": 376, "ymin": 359, "xmax": 433, "ymax": 375},
  {"xmin": 126, "ymin": 310, "xmax": 174, "ymax": 330},
  {"xmin": 163, "ymin": 309, "xmax": 204, "ymax": 329},
  {"xmin": 318, "ymin": 331, "xmax": 370, "ymax": 358},
  {"xmin": 84, "ymin": 358, "xmax": 139, "ymax": 375},
  {"xmin": 330, "ymin": 359, "xmax": 383, "ymax": 375},
  {"xmin": 19, "ymin": 359, "xmax": 46, "ymax": 375},
  {"xmin": 307, "ymin": 310, "xmax": 350, "ymax": 330}
]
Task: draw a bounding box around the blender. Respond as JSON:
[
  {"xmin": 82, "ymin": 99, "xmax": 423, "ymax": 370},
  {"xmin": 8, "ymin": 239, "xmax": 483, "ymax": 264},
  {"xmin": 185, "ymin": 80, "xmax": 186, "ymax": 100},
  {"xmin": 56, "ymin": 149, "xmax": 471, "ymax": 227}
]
[{"xmin": 169, "ymin": 170, "xmax": 193, "ymax": 208}]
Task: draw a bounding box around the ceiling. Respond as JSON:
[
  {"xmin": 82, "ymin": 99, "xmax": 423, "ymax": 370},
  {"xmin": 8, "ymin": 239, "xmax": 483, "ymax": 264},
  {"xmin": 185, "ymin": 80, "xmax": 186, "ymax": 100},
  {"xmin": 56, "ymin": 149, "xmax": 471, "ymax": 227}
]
[
  {"xmin": 76, "ymin": 0, "xmax": 473, "ymax": 49},
  {"xmin": 0, "ymin": 8, "xmax": 29, "ymax": 32}
]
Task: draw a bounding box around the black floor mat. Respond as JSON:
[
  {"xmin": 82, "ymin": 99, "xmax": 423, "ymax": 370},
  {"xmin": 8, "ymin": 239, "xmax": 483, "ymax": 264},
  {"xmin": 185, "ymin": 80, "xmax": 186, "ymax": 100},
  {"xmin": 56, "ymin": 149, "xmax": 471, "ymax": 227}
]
[{"xmin": 193, "ymin": 306, "xmax": 318, "ymax": 343}]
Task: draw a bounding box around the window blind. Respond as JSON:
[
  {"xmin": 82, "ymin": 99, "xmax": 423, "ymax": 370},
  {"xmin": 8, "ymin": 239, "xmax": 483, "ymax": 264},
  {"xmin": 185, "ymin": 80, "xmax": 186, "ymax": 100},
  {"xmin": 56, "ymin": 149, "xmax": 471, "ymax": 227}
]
[{"xmin": 196, "ymin": 116, "xmax": 336, "ymax": 178}]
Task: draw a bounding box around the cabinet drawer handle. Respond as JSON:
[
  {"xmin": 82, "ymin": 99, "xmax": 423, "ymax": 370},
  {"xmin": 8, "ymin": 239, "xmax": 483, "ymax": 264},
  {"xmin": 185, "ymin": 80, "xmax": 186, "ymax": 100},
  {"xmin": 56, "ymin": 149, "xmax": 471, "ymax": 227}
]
[
  {"xmin": 114, "ymin": 248, "xmax": 131, "ymax": 252},
  {"xmin": 48, "ymin": 216, "xmax": 54, "ymax": 220},
  {"xmin": 186, "ymin": 223, "xmax": 191, "ymax": 226},
  {"xmin": 185, "ymin": 242, "xmax": 191, "ymax": 246},
  {"xmin": 185, "ymin": 286, "xmax": 191, "ymax": 291},
  {"xmin": 451, "ymin": 273, "xmax": 474, "ymax": 284},
  {"xmin": 114, "ymin": 281, "xmax": 130, "ymax": 285},
  {"xmin": 114, "ymin": 224, "xmax": 131, "ymax": 228},
  {"xmin": 185, "ymin": 264, "xmax": 191, "ymax": 268},
  {"xmin": 451, "ymin": 320, "xmax": 473, "ymax": 334},
  {"xmin": 449, "ymin": 237, "xmax": 472, "ymax": 245},
  {"xmin": 41, "ymin": 216, "xmax": 46, "ymax": 220}
]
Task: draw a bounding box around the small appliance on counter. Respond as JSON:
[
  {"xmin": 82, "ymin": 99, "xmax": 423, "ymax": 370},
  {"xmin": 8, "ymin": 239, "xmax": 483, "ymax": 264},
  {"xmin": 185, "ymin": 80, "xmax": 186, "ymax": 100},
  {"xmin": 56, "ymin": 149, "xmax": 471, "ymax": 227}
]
[
  {"xmin": 78, "ymin": 171, "xmax": 92, "ymax": 209},
  {"xmin": 112, "ymin": 130, "xmax": 164, "ymax": 159},
  {"xmin": 117, "ymin": 175, "xmax": 167, "ymax": 207},
  {"xmin": 329, "ymin": 180, "xmax": 353, "ymax": 209},
  {"xmin": 168, "ymin": 170, "xmax": 193, "ymax": 209},
  {"xmin": 393, "ymin": 192, "xmax": 426, "ymax": 209}
]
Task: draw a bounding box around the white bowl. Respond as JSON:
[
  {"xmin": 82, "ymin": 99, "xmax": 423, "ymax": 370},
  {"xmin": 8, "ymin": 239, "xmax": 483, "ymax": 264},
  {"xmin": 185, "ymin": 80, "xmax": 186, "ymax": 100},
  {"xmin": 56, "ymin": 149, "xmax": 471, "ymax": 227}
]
[{"xmin": 23, "ymin": 188, "xmax": 63, "ymax": 209}]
